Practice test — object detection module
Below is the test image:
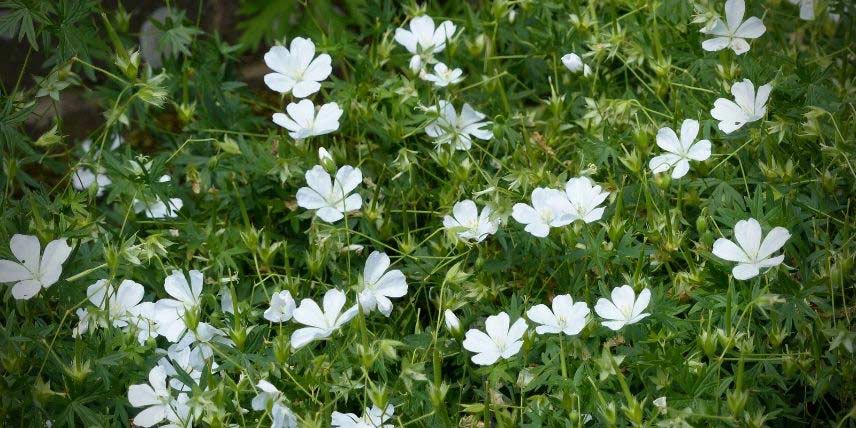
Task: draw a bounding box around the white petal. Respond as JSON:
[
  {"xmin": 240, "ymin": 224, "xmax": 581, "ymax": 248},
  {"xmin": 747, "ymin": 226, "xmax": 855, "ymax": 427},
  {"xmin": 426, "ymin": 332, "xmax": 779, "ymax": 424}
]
[
  {"xmin": 757, "ymin": 227, "xmax": 790, "ymax": 260},
  {"xmin": 10, "ymin": 234, "xmax": 40, "ymax": 272},
  {"xmin": 734, "ymin": 218, "xmax": 762, "ymax": 259},
  {"xmin": 11, "ymin": 279, "xmax": 42, "ymax": 300},
  {"xmin": 671, "ymin": 159, "xmax": 690, "ymax": 179},
  {"xmin": 0, "ymin": 260, "xmax": 31, "ymax": 283},
  {"xmin": 732, "ymin": 263, "xmax": 760, "ymax": 280},
  {"xmin": 712, "ymin": 238, "xmax": 750, "ymax": 263}
]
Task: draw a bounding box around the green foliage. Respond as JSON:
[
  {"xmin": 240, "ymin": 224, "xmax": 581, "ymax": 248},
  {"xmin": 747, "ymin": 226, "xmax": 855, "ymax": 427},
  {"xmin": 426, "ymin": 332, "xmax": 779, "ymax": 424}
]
[{"xmin": 0, "ymin": 0, "xmax": 854, "ymax": 427}]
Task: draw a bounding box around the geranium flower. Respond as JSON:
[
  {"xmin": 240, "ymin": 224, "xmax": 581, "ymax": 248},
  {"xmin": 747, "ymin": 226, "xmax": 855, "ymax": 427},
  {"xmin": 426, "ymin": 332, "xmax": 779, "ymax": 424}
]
[
  {"xmin": 87, "ymin": 279, "xmax": 145, "ymax": 327},
  {"xmin": 712, "ymin": 218, "xmax": 790, "ymax": 280},
  {"xmin": 0, "ymin": 234, "xmax": 72, "ymax": 300},
  {"xmin": 73, "ymin": 308, "xmax": 91, "ymax": 337},
  {"xmin": 72, "ymin": 167, "xmax": 112, "ymax": 196},
  {"xmin": 594, "ymin": 285, "xmax": 651, "ymax": 331},
  {"xmin": 710, "ymin": 79, "xmax": 771, "ymax": 134},
  {"xmin": 564, "ymin": 177, "xmax": 610, "ymax": 223},
  {"xmin": 128, "ymin": 302, "xmax": 159, "ymax": 344},
  {"xmin": 263, "ymin": 37, "xmax": 332, "ymax": 98},
  {"xmin": 290, "ymin": 289, "xmax": 358, "ymax": 349},
  {"xmin": 128, "ymin": 366, "xmax": 188, "ymax": 427},
  {"xmin": 462, "ymin": 312, "xmax": 527, "ymax": 365},
  {"xmin": 133, "ymin": 197, "xmax": 184, "ymax": 219},
  {"xmin": 526, "ymin": 294, "xmax": 590, "ymax": 336},
  {"xmin": 561, "ymin": 53, "xmax": 592, "ymax": 76},
  {"xmin": 264, "ymin": 290, "xmax": 296, "ymax": 322},
  {"xmin": 701, "ymin": 0, "xmax": 766, "ymax": 55},
  {"xmin": 425, "ymin": 100, "xmax": 493, "ymax": 151},
  {"xmin": 649, "ymin": 119, "xmax": 712, "ymax": 179},
  {"xmin": 358, "ymin": 251, "xmax": 408, "ymax": 317},
  {"xmin": 787, "ymin": 0, "xmax": 815, "ymax": 20},
  {"xmin": 394, "ymin": 15, "xmax": 456, "ymax": 71},
  {"xmin": 442, "ymin": 199, "xmax": 500, "ymax": 243},
  {"xmin": 296, "ymin": 165, "xmax": 362, "ymax": 223},
  {"xmin": 154, "ymin": 270, "xmax": 204, "ymax": 342},
  {"xmin": 419, "ymin": 62, "xmax": 464, "ymax": 87},
  {"xmin": 272, "ymin": 99, "xmax": 343, "ymax": 140},
  {"xmin": 511, "ymin": 188, "xmax": 573, "ymax": 237},
  {"xmin": 332, "ymin": 404, "xmax": 395, "ymax": 428},
  {"xmin": 157, "ymin": 347, "xmax": 202, "ymax": 392}
]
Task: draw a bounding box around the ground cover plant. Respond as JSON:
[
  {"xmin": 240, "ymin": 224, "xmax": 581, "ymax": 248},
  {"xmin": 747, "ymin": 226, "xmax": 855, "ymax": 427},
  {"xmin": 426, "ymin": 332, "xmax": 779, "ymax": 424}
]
[{"xmin": 0, "ymin": 0, "xmax": 854, "ymax": 427}]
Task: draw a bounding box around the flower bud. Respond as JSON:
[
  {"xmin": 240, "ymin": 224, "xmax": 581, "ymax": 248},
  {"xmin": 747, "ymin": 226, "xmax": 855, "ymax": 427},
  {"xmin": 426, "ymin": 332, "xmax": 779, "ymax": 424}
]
[
  {"xmin": 444, "ymin": 309, "xmax": 461, "ymax": 336},
  {"xmin": 318, "ymin": 147, "xmax": 335, "ymax": 172}
]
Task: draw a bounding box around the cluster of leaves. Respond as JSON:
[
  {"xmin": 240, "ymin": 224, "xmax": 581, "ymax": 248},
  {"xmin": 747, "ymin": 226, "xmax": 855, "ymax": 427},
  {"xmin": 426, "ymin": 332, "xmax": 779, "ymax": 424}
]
[{"xmin": 0, "ymin": 0, "xmax": 854, "ymax": 427}]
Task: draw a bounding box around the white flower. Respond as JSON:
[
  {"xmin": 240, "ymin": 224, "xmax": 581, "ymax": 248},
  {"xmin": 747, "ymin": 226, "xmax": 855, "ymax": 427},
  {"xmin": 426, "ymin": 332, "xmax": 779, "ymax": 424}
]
[
  {"xmin": 594, "ymin": 285, "xmax": 651, "ymax": 331},
  {"xmin": 787, "ymin": 0, "xmax": 815, "ymax": 20},
  {"xmin": 511, "ymin": 188, "xmax": 573, "ymax": 237},
  {"xmin": 394, "ymin": 15, "xmax": 456, "ymax": 72},
  {"xmin": 332, "ymin": 404, "xmax": 394, "ymax": 428},
  {"xmin": 712, "ymin": 218, "xmax": 790, "ymax": 280},
  {"xmin": 290, "ymin": 289, "xmax": 358, "ymax": 349},
  {"xmin": 87, "ymin": 279, "xmax": 145, "ymax": 327},
  {"xmin": 526, "ymin": 294, "xmax": 590, "ymax": 336},
  {"xmin": 561, "ymin": 53, "xmax": 592, "ymax": 76},
  {"xmin": 420, "ymin": 62, "xmax": 464, "ymax": 87},
  {"xmin": 270, "ymin": 403, "xmax": 298, "ymax": 428},
  {"xmin": 264, "ymin": 290, "xmax": 296, "ymax": 322},
  {"xmin": 443, "ymin": 199, "xmax": 499, "ymax": 243},
  {"xmin": 710, "ymin": 79, "xmax": 771, "ymax": 134},
  {"xmin": 263, "ymin": 37, "xmax": 332, "ymax": 98},
  {"xmin": 0, "ymin": 234, "xmax": 72, "ymax": 300},
  {"xmin": 425, "ymin": 101, "xmax": 493, "ymax": 151},
  {"xmin": 220, "ymin": 285, "xmax": 235, "ymax": 314},
  {"xmin": 701, "ymin": 0, "xmax": 766, "ymax": 55},
  {"xmin": 154, "ymin": 270, "xmax": 204, "ymax": 342},
  {"xmin": 133, "ymin": 197, "xmax": 184, "ymax": 219},
  {"xmin": 462, "ymin": 312, "xmax": 528, "ymax": 366},
  {"xmin": 72, "ymin": 167, "xmax": 112, "ymax": 196},
  {"xmin": 649, "ymin": 119, "xmax": 712, "ymax": 179},
  {"xmin": 564, "ymin": 177, "xmax": 610, "ymax": 223},
  {"xmin": 296, "ymin": 165, "xmax": 362, "ymax": 223},
  {"xmin": 128, "ymin": 365, "xmax": 179, "ymax": 427},
  {"xmin": 157, "ymin": 347, "xmax": 202, "ymax": 392},
  {"xmin": 172, "ymin": 322, "xmax": 234, "ymax": 363},
  {"xmin": 444, "ymin": 309, "xmax": 461, "ymax": 334},
  {"xmin": 358, "ymin": 251, "xmax": 408, "ymax": 317},
  {"xmin": 73, "ymin": 308, "xmax": 90, "ymax": 337},
  {"xmin": 128, "ymin": 302, "xmax": 159, "ymax": 344},
  {"xmin": 272, "ymin": 99, "xmax": 343, "ymax": 140},
  {"xmin": 252, "ymin": 380, "xmax": 282, "ymax": 411},
  {"xmin": 653, "ymin": 396, "xmax": 668, "ymax": 414}
]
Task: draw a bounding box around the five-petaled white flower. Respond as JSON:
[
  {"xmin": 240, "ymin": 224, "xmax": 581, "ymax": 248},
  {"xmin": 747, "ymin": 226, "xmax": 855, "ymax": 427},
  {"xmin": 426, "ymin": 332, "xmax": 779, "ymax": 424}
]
[
  {"xmin": 291, "ymin": 288, "xmax": 359, "ymax": 349},
  {"xmin": 263, "ymin": 37, "xmax": 332, "ymax": 98},
  {"xmin": 264, "ymin": 290, "xmax": 297, "ymax": 323},
  {"xmin": 443, "ymin": 199, "xmax": 500, "ymax": 243},
  {"xmin": 512, "ymin": 188, "xmax": 573, "ymax": 237},
  {"xmin": 462, "ymin": 312, "xmax": 528, "ymax": 366},
  {"xmin": 420, "ymin": 62, "xmax": 464, "ymax": 87},
  {"xmin": 154, "ymin": 270, "xmax": 204, "ymax": 342},
  {"xmin": 72, "ymin": 167, "xmax": 112, "ymax": 196},
  {"xmin": 710, "ymin": 79, "xmax": 771, "ymax": 134},
  {"xmin": 527, "ymin": 294, "xmax": 590, "ymax": 336},
  {"xmin": 332, "ymin": 404, "xmax": 395, "ymax": 428},
  {"xmin": 128, "ymin": 365, "xmax": 189, "ymax": 427},
  {"xmin": 561, "ymin": 53, "xmax": 592, "ymax": 76},
  {"xmin": 358, "ymin": 251, "xmax": 408, "ymax": 317},
  {"xmin": 273, "ymin": 99, "xmax": 343, "ymax": 140},
  {"xmin": 712, "ymin": 218, "xmax": 790, "ymax": 280},
  {"xmin": 564, "ymin": 177, "xmax": 610, "ymax": 223},
  {"xmin": 425, "ymin": 100, "xmax": 493, "ymax": 151},
  {"xmin": 296, "ymin": 165, "xmax": 363, "ymax": 223},
  {"xmin": 594, "ymin": 285, "xmax": 652, "ymax": 331},
  {"xmin": 649, "ymin": 119, "xmax": 712, "ymax": 179},
  {"xmin": 87, "ymin": 279, "xmax": 145, "ymax": 327},
  {"xmin": 394, "ymin": 15, "xmax": 457, "ymax": 72},
  {"xmin": 701, "ymin": 0, "xmax": 766, "ymax": 55},
  {"xmin": 0, "ymin": 234, "xmax": 72, "ymax": 300}
]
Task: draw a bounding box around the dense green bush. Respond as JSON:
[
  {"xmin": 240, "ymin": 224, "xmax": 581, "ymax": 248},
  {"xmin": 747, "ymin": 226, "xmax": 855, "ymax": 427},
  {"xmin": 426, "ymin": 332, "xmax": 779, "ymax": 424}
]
[{"xmin": 0, "ymin": 1, "xmax": 853, "ymax": 427}]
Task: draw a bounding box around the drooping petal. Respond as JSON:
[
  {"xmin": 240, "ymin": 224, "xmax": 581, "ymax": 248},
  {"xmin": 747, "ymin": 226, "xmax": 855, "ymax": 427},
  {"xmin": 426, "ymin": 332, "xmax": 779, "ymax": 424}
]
[
  {"xmin": 732, "ymin": 263, "xmax": 760, "ymax": 280},
  {"xmin": 11, "ymin": 279, "xmax": 42, "ymax": 300}
]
